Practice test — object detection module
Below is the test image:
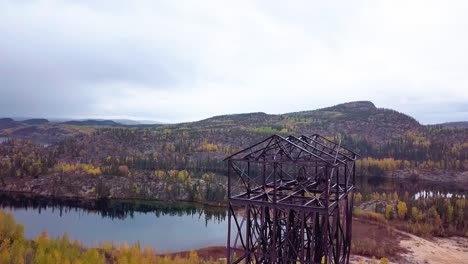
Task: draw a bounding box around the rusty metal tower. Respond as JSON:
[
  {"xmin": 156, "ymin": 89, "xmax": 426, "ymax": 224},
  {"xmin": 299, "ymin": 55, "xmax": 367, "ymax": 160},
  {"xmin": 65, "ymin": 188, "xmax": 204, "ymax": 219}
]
[{"xmin": 225, "ymin": 134, "xmax": 359, "ymax": 264}]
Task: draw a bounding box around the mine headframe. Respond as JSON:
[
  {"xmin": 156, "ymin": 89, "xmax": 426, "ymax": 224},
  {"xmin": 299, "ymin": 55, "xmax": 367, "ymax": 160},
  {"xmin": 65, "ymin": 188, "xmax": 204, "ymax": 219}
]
[{"xmin": 225, "ymin": 133, "xmax": 359, "ymax": 264}]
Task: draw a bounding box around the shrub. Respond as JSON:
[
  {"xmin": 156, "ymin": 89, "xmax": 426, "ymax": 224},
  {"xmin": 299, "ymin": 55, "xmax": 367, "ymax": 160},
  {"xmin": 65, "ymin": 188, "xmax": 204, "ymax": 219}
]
[
  {"xmin": 118, "ymin": 165, "xmax": 129, "ymax": 176},
  {"xmin": 385, "ymin": 204, "xmax": 393, "ymax": 220},
  {"xmin": 397, "ymin": 201, "xmax": 407, "ymax": 220},
  {"xmin": 355, "ymin": 210, "xmax": 387, "ymax": 223},
  {"xmin": 380, "ymin": 257, "xmax": 390, "ymax": 264},
  {"xmin": 355, "ymin": 192, "xmax": 363, "ymax": 204}
]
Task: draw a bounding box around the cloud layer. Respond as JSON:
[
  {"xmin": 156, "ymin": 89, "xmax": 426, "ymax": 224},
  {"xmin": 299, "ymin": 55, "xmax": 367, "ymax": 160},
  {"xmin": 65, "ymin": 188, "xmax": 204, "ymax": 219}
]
[{"xmin": 1, "ymin": 0, "xmax": 467, "ymax": 123}]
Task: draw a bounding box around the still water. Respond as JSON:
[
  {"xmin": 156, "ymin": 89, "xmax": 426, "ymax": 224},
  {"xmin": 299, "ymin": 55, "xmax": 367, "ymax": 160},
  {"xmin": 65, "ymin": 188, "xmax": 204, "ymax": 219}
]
[
  {"xmin": 1, "ymin": 176, "xmax": 465, "ymax": 252},
  {"xmin": 0, "ymin": 195, "xmax": 228, "ymax": 252}
]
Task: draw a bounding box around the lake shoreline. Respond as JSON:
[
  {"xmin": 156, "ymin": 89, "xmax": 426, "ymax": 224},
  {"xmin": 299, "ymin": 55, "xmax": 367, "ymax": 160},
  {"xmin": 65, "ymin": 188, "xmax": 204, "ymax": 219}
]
[
  {"xmin": 0, "ymin": 173, "xmax": 227, "ymax": 208},
  {"xmin": 0, "ymin": 189, "xmax": 227, "ymax": 211},
  {"xmin": 1, "ymin": 169, "xmax": 466, "ymax": 208},
  {"xmin": 2, "ymin": 187, "xmax": 467, "ymax": 262}
]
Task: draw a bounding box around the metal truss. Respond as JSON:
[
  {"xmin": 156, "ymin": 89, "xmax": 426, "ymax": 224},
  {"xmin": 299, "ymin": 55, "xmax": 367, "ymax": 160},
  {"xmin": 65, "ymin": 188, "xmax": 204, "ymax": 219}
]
[{"xmin": 224, "ymin": 134, "xmax": 359, "ymax": 264}]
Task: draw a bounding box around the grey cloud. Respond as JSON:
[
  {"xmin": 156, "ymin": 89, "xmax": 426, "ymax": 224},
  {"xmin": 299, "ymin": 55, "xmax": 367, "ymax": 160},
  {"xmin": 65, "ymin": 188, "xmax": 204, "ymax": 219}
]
[
  {"xmin": 0, "ymin": 7, "xmax": 195, "ymax": 118},
  {"xmin": 0, "ymin": 0, "xmax": 467, "ymax": 123}
]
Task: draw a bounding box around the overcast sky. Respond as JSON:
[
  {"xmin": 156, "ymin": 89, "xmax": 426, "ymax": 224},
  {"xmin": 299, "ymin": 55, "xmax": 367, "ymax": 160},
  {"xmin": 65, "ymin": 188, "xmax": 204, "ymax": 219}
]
[{"xmin": 1, "ymin": 0, "xmax": 467, "ymax": 124}]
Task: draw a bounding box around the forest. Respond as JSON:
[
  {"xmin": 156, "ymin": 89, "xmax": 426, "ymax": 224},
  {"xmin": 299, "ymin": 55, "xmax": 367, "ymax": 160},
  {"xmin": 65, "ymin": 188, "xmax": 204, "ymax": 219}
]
[
  {"xmin": 0, "ymin": 101, "xmax": 466, "ymax": 203},
  {"xmin": 354, "ymin": 191, "xmax": 468, "ymax": 238}
]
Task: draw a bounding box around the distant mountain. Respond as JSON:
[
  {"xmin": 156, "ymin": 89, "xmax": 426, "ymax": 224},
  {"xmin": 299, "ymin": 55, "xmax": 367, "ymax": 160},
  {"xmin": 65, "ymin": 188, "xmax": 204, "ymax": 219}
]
[
  {"xmin": 0, "ymin": 118, "xmax": 17, "ymax": 129},
  {"xmin": 61, "ymin": 119, "xmax": 163, "ymax": 126},
  {"xmin": 62, "ymin": 119, "xmax": 121, "ymax": 127},
  {"xmin": 0, "ymin": 118, "xmax": 15, "ymax": 123},
  {"xmin": 189, "ymin": 101, "xmax": 422, "ymax": 142},
  {"xmin": 1, "ymin": 101, "xmax": 466, "ymax": 147},
  {"xmin": 435, "ymin": 121, "xmax": 468, "ymax": 129},
  {"xmin": 22, "ymin": 118, "xmax": 49, "ymax": 125},
  {"xmin": 111, "ymin": 119, "xmax": 163, "ymax": 125}
]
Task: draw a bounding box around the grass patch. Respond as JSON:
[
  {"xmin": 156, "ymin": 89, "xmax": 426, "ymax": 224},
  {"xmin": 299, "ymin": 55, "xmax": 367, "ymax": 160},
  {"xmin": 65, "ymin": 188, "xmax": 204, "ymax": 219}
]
[{"xmin": 352, "ymin": 219, "xmax": 409, "ymax": 261}]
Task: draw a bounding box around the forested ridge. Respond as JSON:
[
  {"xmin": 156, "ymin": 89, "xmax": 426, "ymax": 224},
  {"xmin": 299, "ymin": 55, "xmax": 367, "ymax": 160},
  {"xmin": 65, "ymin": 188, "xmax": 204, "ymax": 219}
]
[{"xmin": 0, "ymin": 101, "xmax": 466, "ymax": 202}]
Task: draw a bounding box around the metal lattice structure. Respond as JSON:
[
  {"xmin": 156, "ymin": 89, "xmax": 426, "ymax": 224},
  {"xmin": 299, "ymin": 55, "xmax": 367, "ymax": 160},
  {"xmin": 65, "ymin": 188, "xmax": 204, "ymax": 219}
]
[{"xmin": 224, "ymin": 134, "xmax": 359, "ymax": 264}]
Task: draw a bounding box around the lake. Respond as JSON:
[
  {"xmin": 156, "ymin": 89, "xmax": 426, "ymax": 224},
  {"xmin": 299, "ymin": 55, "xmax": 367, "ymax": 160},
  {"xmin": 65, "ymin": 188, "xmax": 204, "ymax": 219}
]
[
  {"xmin": 1, "ymin": 176, "xmax": 465, "ymax": 252},
  {"xmin": 0, "ymin": 194, "xmax": 229, "ymax": 252},
  {"xmin": 355, "ymin": 175, "xmax": 467, "ymax": 199}
]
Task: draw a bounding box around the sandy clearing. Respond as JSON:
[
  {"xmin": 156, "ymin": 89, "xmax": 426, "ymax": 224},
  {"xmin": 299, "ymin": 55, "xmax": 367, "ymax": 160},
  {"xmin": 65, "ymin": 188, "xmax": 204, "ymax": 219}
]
[{"xmin": 399, "ymin": 235, "xmax": 468, "ymax": 264}]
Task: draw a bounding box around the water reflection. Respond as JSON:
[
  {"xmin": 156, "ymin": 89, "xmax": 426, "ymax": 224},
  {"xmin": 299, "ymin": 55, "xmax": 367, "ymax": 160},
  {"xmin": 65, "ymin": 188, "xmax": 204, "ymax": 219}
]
[
  {"xmin": 0, "ymin": 192, "xmax": 226, "ymax": 223},
  {"xmin": 0, "ymin": 192, "xmax": 229, "ymax": 251},
  {"xmin": 413, "ymin": 190, "xmax": 466, "ymax": 200},
  {"xmin": 356, "ymin": 175, "xmax": 467, "ymax": 198},
  {"xmin": 0, "ymin": 176, "xmax": 465, "ymax": 251}
]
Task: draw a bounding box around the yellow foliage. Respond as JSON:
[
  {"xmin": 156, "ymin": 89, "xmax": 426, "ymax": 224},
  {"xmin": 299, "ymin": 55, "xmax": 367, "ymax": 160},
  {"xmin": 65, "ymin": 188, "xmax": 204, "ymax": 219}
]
[
  {"xmin": 357, "ymin": 157, "xmax": 403, "ymax": 171},
  {"xmin": 406, "ymin": 131, "xmax": 431, "ymax": 148},
  {"xmin": 0, "ymin": 210, "xmax": 224, "ymax": 264},
  {"xmin": 411, "ymin": 207, "xmax": 425, "ymax": 222},
  {"xmin": 385, "ymin": 205, "xmax": 393, "ymax": 220},
  {"xmin": 450, "ymin": 142, "xmax": 468, "ymax": 154},
  {"xmin": 354, "ymin": 192, "xmax": 362, "ymax": 204},
  {"xmin": 202, "ymin": 141, "xmax": 219, "ymax": 152},
  {"xmin": 154, "ymin": 170, "xmax": 166, "ymax": 178},
  {"xmin": 397, "ymin": 201, "xmax": 408, "ymax": 220},
  {"xmin": 380, "ymin": 257, "xmax": 390, "ymax": 264},
  {"xmin": 355, "ymin": 210, "xmax": 387, "ymax": 223},
  {"xmin": 55, "ymin": 163, "xmax": 102, "ymax": 176}
]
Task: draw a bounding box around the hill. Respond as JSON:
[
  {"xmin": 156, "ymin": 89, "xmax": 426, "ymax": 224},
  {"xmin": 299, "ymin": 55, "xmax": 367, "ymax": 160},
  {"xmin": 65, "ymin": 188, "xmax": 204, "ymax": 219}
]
[
  {"xmin": 187, "ymin": 101, "xmax": 422, "ymax": 142},
  {"xmin": 0, "ymin": 101, "xmax": 466, "ymax": 199},
  {"xmin": 62, "ymin": 119, "xmax": 121, "ymax": 126},
  {"xmin": 435, "ymin": 121, "xmax": 468, "ymax": 129},
  {"xmin": 0, "ymin": 118, "xmax": 17, "ymax": 129},
  {"xmin": 22, "ymin": 118, "xmax": 49, "ymax": 125}
]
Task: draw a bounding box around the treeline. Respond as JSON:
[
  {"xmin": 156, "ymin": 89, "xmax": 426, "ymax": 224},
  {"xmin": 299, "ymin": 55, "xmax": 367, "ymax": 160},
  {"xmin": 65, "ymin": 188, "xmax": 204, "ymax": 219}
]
[
  {"xmin": 342, "ymin": 129, "xmax": 467, "ymax": 165},
  {"xmin": 0, "ymin": 192, "xmax": 227, "ymax": 222},
  {"xmin": 0, "ymin": 210, "xmax": 224, "ymax": 264},
  {"xmin": 0, "ymin": 125, "xmax": 466, "ymax": 204},
  {"xmin": 148, "ymin": 170, "xmax": 226, "ymax": 202},
  {"xmin": 99, "ymin": 154, "xmax": 224, "ymax": 174},
  {"xmin": 357, "ymin": 157, "xmax": 468, "ymax": 177},
  {"xmin": 354, "ymin": 191, "xmax": 468, "ymax": 238}
]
